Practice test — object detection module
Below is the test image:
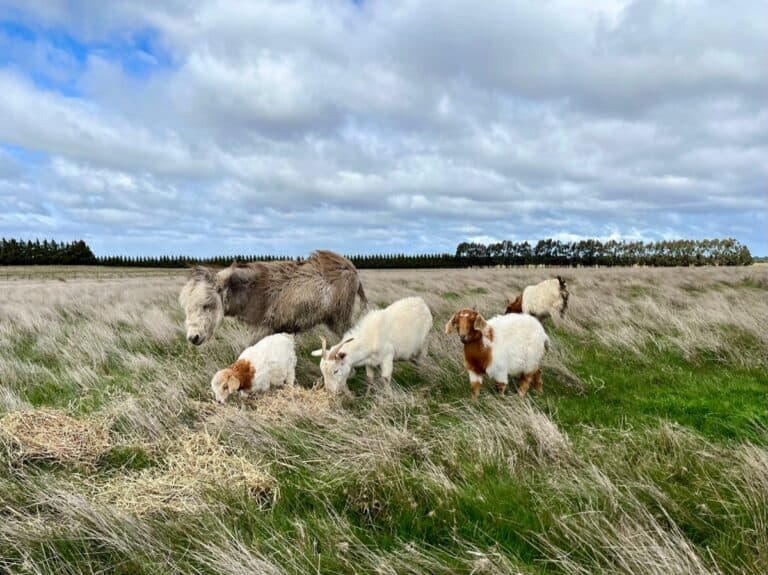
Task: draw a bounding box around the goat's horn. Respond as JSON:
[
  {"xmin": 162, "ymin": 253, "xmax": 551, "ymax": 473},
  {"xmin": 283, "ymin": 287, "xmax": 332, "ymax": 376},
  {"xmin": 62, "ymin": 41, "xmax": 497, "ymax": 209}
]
[{"xmin": 320, "ymin": 336, "xmax": 328, "ymax": 359}]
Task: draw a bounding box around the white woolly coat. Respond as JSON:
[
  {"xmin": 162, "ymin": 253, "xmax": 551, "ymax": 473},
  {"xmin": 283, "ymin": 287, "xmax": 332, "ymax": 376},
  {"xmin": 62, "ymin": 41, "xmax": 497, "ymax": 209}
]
[
  {"xmin": 483, "ymin": 313, "xmax": 548, "ymax": 381},
  {"xmin": 340, "ymin": 296, "xmax": 432, "ymax": 368},
  {"xmin": 522, "ymin": 278, "xmax": 565, "ymax": 319},
  {"xmin": 238, "ymin": 333, "xmax": 296, "ymax": 392}
]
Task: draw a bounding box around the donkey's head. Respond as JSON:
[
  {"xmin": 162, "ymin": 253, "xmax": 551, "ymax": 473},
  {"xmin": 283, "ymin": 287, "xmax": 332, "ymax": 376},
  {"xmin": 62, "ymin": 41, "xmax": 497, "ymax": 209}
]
[{"xmin": 179, "ymin": 266, "xmax": 225, "ymax": 346}]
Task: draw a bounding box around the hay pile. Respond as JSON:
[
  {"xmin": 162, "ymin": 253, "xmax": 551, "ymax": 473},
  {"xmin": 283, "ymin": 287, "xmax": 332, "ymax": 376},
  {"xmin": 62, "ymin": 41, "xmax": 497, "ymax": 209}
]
[
  {"xmin": 94, "ymin": 432, "xmax": 272, "ymax": 515},
  {"xmin": 0, "ymin": 409, "xmax": 110, "ymax": 466},
  {"xmin": 242, "ymin": 385, "xmax": 337, "ymax": 421}
]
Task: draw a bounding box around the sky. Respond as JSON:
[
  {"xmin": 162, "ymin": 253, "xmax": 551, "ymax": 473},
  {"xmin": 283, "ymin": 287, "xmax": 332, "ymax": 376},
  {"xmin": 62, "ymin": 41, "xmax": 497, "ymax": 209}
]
[{"xmin": 0, "ymin": 0, "xmax": 765, "ymax": 257}]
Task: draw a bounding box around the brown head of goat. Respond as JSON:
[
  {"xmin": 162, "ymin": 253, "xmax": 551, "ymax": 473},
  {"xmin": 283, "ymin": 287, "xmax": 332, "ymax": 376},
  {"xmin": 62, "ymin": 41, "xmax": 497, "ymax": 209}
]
[{"xmin": 505, "ymin": 295, "xmax": 523, "ymax": 314}]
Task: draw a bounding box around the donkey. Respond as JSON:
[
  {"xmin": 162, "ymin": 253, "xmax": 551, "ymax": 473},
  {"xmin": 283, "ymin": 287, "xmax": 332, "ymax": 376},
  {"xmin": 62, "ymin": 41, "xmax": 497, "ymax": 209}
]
[{"xmin": 179, "ymin": 250, "xmax": 367, "ymax": 346}]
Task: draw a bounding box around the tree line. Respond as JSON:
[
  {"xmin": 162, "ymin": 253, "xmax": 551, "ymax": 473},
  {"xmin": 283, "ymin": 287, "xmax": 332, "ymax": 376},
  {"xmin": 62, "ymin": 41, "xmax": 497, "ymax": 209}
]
[
  {"xmin": 0, "ymin": 238, "xmax": 97, "ymax": 265},
  {"xmin": 0, "ymin": 237, "xmax": 753, "ymax": 268},
  {"xmin": 453, "ymin": 238, "xmax": 753, "ymax": 267}
]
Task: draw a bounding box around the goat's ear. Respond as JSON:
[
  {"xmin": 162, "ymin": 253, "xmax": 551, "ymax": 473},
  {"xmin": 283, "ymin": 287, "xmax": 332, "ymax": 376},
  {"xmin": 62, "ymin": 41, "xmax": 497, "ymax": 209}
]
[
  {"xmin": 444, "ymin": 313, "xmax": 457, "ymax": 334},
  {"xmin": 225, "ymin": 376, "xmax": 239, "ymax": 394},
  {"xmin": 331, "ymin": 338, "xmax": 353, "ymax": 359},
  {"xmin": 473, "ymin": 315, "xmax": 487, "ymax": 332},
  {"xmin": 310, "ymin": 349, "xmax": 324, "ymax": 357}
]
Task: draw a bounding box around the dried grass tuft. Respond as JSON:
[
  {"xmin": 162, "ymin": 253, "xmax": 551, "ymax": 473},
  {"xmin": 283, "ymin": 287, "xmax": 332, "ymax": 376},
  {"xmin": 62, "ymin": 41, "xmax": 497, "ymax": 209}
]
[
  {"xmin": 94, "ymin": 432, "xmax": 272, "ymax": 515},
  {"xmin": 0, "ymin": 409, "xmax": 110, "ymax": 466},
  {"xmin": 195, "ymin": 386, "xmax": 339, "ymax": 423},
  {"xmin": 241, "ymin": 386, "xmax": 338, "ymax": 421}
]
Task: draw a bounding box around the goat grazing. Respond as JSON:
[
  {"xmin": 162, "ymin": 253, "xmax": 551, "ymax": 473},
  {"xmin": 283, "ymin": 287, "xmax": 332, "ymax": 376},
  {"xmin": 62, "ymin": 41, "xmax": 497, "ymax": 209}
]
[
  {"xmin": 180, "ymin": 250, "xmax": 366, "ymax": 346},
  {"xmin": 446, "ymin": 308, "xmax": 548, "ymax": 398},
  {"xmin": 210, "ymin": 333, "xmax": 296, "ymax": 404},
  {"xmin": 506, "ymin": 276, "xmax": 569, "ymax": 320},
  {"xmin": 311, "ymin": 297, "xmax": 432, "ymax": 395}
]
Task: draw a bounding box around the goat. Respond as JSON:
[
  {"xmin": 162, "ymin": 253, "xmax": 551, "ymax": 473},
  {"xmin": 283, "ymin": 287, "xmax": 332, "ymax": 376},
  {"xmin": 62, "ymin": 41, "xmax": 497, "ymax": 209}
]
[
  {"xmin": 446, "ymin": 308, "xmax": 548, "ymax": 398},
  {"xmin": 210, "ymin": 333, "xmax": 296, "ymax": 404},
  {"xmin": 506, "ymin": 276, "xmax": 569, "ymax": 319},
  {"xmin": 311, "ymin": 297, "xmax": 432, "ymax": 395}
]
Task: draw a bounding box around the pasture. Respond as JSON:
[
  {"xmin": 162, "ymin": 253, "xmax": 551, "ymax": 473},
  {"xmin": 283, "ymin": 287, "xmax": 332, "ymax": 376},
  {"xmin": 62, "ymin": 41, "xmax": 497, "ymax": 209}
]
[{"xmin": 0, "ymin": 266, "xmax": 766, "ymax": 574}]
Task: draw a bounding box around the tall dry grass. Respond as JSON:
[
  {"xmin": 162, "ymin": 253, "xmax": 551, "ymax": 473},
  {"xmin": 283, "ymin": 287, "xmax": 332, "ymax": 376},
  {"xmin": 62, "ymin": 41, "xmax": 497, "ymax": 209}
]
[{"xmin": 0, "ymin": 265, "xmax": 765, "ymax": 574}]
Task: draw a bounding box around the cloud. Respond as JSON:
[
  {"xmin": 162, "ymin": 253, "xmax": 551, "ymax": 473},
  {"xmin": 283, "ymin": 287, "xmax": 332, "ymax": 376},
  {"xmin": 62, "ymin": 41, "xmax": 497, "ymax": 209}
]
[{"xmin": 0, "ymin": 0, "xmax": 765, "ymax": 256}]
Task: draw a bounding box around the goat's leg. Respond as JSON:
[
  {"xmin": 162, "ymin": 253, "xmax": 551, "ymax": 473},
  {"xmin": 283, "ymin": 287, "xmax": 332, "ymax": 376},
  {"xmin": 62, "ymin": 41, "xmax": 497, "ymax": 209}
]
[
  {"xmin": 469, "ymin": 371, "xmax": 482, "ymax": 399},
  {"xmin": 518, "ymin": 372, "xmax": 532, "ymax": 397},
  {"xmin": 365, "ymin": 365, "xmax": 376, "ymax": 396},
  {"xmin": 533, "ymin": 368, "xmax": 543, "ymax": 393},
  {"xmin": 495, "ymin": 379, "xmax": 507, "ymax": 395},
  {"xmin": 415, "ymin": 341, "xmax": 429, "ymax": 365},
  {"xmin": 380, "ymin": 355, "xmax": 394, "ymax": 387}
]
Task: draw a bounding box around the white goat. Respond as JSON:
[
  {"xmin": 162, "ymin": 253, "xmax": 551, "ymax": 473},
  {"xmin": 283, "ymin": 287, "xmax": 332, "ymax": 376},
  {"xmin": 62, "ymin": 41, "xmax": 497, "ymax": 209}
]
[
  {"xmin": 506, "ymin": 276, "xmax": 569, "ymax": 320},
  {"xmin": 311, "ymin": 296, "xmax": 432, "ymax": 394},
  {"xmin": 211, "ymin": 333, "xmax": 296, "ymax": 404},
  {"xmin": 446, "ymin": 308, "xmax": 548, "ymax": 398}
]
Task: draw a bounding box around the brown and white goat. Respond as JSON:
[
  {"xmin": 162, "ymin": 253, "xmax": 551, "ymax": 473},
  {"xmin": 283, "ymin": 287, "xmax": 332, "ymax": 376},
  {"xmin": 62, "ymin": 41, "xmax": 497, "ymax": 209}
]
[
  {"xmin": 445, "ymin": 308, "xmax": 548, "ymax": 399},
  {"xmin": 210, "ymin": 333, "xmax": 296, "ymax": 404},
  {"xmin": 506, "ymin": 276, "xmax": 569, "ymax": 319}
]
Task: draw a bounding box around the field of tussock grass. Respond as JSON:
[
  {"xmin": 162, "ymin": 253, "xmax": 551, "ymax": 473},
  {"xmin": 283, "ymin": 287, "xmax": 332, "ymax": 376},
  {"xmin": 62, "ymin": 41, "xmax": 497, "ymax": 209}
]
[{"xmin": 0, "ymin": 265, "xmax": 766, "ymax": 574}]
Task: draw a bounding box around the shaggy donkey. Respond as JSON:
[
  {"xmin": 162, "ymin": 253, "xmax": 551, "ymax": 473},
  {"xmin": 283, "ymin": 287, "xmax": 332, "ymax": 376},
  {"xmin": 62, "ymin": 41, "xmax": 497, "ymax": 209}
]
[{"xmin": 179, "ymin": 250, "xmax": 367, "ymax": 346}]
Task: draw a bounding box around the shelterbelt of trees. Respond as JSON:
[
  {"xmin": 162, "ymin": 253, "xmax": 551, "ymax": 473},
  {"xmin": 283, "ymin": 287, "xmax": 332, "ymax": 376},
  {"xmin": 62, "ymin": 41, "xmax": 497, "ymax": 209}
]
[{"xmin": 0, "ymin": 237, "xmax": 754, "ymax": 268}]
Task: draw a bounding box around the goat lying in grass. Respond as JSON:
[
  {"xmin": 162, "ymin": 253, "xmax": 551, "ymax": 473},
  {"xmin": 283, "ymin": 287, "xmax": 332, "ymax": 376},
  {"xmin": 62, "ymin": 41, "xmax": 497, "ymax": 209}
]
[
  {"xmin": 446, "ymin": 308, "xmax": 548, "ymax": 398},
  {"xmin": 210, "ymin": 333, "xmax": 296, "ymax": 404},
  {"xmin": 311, "ymin": 296, "xmax": 432, "ymax": 395},
  {"xmin": 506, "ymin": 276, "xmax": 569, "ymax": 320}
]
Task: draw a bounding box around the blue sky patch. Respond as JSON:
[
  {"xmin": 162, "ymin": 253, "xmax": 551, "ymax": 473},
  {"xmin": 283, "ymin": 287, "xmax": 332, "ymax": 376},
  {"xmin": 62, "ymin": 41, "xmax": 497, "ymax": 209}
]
[{"xmin": 0, "ymin": 19, "xmax": 174, "ymax": 96}]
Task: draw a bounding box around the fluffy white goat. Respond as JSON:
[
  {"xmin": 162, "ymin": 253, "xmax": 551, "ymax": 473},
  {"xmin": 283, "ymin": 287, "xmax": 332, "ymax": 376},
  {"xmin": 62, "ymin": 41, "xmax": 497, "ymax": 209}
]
[
  {"xmin": 311, "ymin": 296, "xmax": 432, "ymax": 394},
  {"xmin": 506, "ymin": 276, "xmax": 569, "ymax": 320},
  {"xmin": 446, "ymin": 308, "xmax": 548, "ymax": 398},
  {"xmin": 211, "ymin": 333, "xmax": 296, "ymax": 404}
]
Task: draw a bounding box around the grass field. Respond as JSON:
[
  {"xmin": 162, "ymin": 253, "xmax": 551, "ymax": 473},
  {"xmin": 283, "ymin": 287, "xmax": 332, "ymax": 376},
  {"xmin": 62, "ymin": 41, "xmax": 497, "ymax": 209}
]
[{"xmin": 0, "ymin": 266, "xmax": 766, "ymax": 574}]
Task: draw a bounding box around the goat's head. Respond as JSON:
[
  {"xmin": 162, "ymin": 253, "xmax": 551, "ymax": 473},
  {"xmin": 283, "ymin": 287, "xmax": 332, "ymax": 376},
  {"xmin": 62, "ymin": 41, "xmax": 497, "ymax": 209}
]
[
  {"xmin": 445, "ymin": 308, "xmax": 487, "ymax": 344},
  {"xmin": 179, "ymin": 266, "xmax": 225, "ymax": 346},
  {"xmin": 311, "ymin": 336, "xmax": 355, "ymax": 393},
  {"xmin": 210, "ymin": 368, "xmax": 239, "ymax": 404},
  {"xmin": 505, "ymin": 295, "xmax": 523, "ymax": 314}
]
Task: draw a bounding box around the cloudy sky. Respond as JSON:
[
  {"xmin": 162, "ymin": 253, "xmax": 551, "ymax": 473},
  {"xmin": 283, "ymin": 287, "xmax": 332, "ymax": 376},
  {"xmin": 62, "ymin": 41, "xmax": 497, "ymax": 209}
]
[{"xmin": 0, "ymin": 0, "xmax": 765, "ymax": 257}]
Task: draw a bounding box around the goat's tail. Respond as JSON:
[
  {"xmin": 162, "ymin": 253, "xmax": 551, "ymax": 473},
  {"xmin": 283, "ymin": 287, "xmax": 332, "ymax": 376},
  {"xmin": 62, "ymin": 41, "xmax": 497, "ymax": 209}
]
[{"xmin": 557, "ymin": 276, "xmax": 570, "ymax": 315}]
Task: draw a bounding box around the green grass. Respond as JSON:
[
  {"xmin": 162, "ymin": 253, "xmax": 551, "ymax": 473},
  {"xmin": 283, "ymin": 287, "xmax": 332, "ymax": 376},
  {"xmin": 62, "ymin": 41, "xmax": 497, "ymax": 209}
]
[
  {"xmin": 542, "ymin": 338, "xmax": 768, "ymax": 442},
  {"xmin": 99, "ymin": 445, "xmax": 160, "ymax": 473},
  {"xmin": 441, "ymin": 291, "xmax": 462, "ymax": 301}
]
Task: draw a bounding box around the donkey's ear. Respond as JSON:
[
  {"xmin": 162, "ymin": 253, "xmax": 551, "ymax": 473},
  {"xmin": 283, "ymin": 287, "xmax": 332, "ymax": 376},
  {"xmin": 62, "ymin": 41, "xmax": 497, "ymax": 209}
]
[
  {"xmin": 214, "ymin": 269, "xmax": 232, "ymax": 293},
  {"xmin": 191, "ymin": 266, "xmax": 215, "ymax": 283}
]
